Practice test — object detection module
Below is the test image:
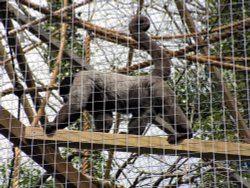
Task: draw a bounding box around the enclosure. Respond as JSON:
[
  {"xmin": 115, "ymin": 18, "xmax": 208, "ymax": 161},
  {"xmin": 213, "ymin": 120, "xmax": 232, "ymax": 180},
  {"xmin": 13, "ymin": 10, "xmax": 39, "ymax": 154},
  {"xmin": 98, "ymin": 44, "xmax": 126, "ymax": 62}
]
[{"xmin": 0, "ymin": 0, "xmax": 250, "ymax": 187}]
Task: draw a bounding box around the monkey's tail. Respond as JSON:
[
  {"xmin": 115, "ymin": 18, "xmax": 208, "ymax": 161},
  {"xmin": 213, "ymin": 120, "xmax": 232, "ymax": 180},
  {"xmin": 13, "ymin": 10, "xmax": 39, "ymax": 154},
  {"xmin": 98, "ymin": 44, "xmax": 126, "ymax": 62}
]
[{"xmin": 129, "ymin": 15, "xmax": 171, "ymax": 80}]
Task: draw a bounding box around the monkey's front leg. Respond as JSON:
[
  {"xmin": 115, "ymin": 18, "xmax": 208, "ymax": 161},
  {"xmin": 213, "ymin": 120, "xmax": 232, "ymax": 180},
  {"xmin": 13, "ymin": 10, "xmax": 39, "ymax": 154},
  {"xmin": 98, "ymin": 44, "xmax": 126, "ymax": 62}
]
[
  {"xmin": 44, "ymin": 77, "xmax": 93, "ymax": 134},
  {"xmin": 153, "ymin": 83, "xmax": 193, "ymax": 144},
  {"xmin": 44, "ymin": 102, "xmax": 81, "ymax": 134},
  {"xmin": 163, "ymin": 91, "xmax": 193, "ymax": 144}
]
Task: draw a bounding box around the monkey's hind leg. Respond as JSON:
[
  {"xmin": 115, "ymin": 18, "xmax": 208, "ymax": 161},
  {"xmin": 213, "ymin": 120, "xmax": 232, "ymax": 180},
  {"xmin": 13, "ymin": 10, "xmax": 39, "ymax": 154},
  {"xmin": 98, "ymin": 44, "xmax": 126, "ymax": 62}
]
[
  {"xmin": 94, "ymin": 111, "xmax": 113, "ymax": 133},
  {"xmin": 127, "ymin": 110, "xmax": 153, "ymax": 135}
]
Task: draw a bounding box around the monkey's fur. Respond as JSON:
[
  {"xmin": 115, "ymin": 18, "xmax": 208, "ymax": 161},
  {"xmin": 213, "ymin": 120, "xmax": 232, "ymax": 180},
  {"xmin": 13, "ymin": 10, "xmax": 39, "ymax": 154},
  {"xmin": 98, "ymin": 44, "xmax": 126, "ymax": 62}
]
[{"xmin": 44, "ymin": 15, "xmax": 193, "ymax": 144}]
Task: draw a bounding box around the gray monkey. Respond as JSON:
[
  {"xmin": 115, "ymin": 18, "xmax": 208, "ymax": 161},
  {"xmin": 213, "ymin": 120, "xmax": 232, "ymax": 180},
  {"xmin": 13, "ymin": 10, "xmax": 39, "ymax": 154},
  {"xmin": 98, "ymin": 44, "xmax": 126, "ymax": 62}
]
[{"xmin": 44, "ymin": 15, "xmax": 193, "ymax": 144}]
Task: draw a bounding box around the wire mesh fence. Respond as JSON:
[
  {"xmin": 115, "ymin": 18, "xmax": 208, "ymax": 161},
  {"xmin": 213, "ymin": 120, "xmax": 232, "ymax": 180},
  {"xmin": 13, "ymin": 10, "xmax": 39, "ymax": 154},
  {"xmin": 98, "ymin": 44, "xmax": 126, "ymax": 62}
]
[{"xmin": 0, "ymin": 0, "xmax": 250, "ymax": 187}]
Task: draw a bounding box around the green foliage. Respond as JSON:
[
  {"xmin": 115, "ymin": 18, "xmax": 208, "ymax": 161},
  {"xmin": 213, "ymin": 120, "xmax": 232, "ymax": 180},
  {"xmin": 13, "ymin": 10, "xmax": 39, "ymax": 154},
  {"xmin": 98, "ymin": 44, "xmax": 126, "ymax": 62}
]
[
  {"xmin": 88, "ymin": 150, "xmax": 106, "ymax": 178},
  {"xmin": 0, "ymin": 162, "xmax": 8, "ymax": 187},
  {"xmin": 208, "ymin": 0, "xmax": 250, "ymax": 58},
  {"xmin": 193, "ymin": 111, "xmax": 237, "ymax": 141},
  {"xmin": 198, "ymin": 172, "xmax": 239, "ymax": 188},
  {"xmin": 170, "ymin": 62, "xmax": 237, "ymax": 141},
  {"xmin": 0, "ymin": 160, "xmax": 54, "ymax": 188},
  {"xmin": 44, "ymin": 1, "xmax": 86, "ymax": 79},
  {"xmin": 59, "ymin": 149, "xmax": 106, "ymax": 179},
  {"xmin": 167, "ymin": 0, "xmax": 250, "ymax": 144}
]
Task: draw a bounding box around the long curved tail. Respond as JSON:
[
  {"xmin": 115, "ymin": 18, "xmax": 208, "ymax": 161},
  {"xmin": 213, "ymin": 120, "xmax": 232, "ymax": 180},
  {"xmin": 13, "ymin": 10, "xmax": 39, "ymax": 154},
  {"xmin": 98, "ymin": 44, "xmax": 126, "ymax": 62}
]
[{"xmin": 129, "ymin": 15, "xmax": 171, "ymax": 80}]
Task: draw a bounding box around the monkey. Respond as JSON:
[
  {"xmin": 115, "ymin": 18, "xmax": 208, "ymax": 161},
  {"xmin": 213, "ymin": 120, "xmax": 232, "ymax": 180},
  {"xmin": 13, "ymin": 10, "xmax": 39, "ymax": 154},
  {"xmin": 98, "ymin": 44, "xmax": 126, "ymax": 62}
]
[
  {"xmin": 58, "ymin": 75, "xmax": 162, "ymax": 135},
  {"xmin": 44, "ymin": 15, "xmax": 193, "ymax": 144},
  {"xmin": 57, "ymin": 75, "xmax": 183, "ymax": 136}
]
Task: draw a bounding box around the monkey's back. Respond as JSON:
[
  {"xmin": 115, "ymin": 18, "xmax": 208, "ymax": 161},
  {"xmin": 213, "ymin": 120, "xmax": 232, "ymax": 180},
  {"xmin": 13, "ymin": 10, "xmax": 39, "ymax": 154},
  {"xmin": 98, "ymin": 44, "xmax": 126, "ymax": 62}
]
[
  {"xmin": 74, "ymin": 70, "xmax": 162, "ymax": 93},
  {"xmin": 73, "ymin": 70, "xmax": 164, "ymax": 112}
]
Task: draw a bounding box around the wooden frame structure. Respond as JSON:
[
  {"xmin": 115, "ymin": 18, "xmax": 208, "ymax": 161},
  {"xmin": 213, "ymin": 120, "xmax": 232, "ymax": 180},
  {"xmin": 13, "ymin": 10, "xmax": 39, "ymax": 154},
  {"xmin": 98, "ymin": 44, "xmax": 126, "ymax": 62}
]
[{"xmin": 1, "ymin": 0, "xmax": 250, "ymax": 187}]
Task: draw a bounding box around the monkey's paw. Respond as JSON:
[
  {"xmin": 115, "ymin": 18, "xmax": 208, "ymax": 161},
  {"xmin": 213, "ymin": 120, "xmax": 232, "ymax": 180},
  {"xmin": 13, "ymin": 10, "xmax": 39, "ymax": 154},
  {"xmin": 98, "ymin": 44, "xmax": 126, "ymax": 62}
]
[
  {"xmin": 119, "ymin": 131, "xmax": 127, "ymax": 134},
  {"xmin": 167, "ymin": 132, "xmax": 193, "ymax": 145},
  {"xmin": 42, "ymin": 124, "xmax": 56, "ymax": 135}
]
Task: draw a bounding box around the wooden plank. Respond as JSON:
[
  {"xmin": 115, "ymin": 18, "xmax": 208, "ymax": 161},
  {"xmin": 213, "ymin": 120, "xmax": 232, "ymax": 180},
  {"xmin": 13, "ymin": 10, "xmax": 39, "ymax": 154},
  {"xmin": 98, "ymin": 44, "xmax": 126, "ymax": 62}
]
[
  {"xmin": 1, "ymin": 103, "xmax": 250, "ymax": 161},
  {"xmin": 24, "ymin": 127, "xmax": 250, "ymax": 160}
]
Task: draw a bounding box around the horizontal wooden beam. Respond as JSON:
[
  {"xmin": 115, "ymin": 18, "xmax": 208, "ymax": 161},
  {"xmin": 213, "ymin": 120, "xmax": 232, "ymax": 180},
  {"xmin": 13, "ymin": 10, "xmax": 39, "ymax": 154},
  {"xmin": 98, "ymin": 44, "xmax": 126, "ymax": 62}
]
[
  {"xmin": 1, "ymin": 104, "xmax": 249, "ymax": 161},
  {"xmin": 24, "ymin": 127, "xmax": 250, "ymax": 160}
]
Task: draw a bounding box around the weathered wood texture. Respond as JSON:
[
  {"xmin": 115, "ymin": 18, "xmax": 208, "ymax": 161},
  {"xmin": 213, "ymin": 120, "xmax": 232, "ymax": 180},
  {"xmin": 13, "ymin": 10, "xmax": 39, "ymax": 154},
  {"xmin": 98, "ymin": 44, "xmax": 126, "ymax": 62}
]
[{"xmin": 24, "ymin": 127, "xmax": 250, "ymax": 160}]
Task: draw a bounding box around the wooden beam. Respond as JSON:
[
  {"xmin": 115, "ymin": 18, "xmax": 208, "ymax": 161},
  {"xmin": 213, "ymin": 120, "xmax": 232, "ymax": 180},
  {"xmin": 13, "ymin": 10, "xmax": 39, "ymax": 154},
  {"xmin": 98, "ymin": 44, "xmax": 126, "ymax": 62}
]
[
  {"xmin": 24, "ymin": 127, "xmax": 250, "ymax": 160},
  {"xmin": 1, "ymin": 104, "xmax": 250, "ymax": 162}
]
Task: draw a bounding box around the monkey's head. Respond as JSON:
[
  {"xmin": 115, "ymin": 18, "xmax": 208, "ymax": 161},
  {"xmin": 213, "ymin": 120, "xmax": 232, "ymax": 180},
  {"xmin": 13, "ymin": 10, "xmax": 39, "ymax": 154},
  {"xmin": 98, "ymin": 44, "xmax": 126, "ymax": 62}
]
[{"xmin": 59, "ymin": 75, "xmax": 75, "ymax": 102}]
